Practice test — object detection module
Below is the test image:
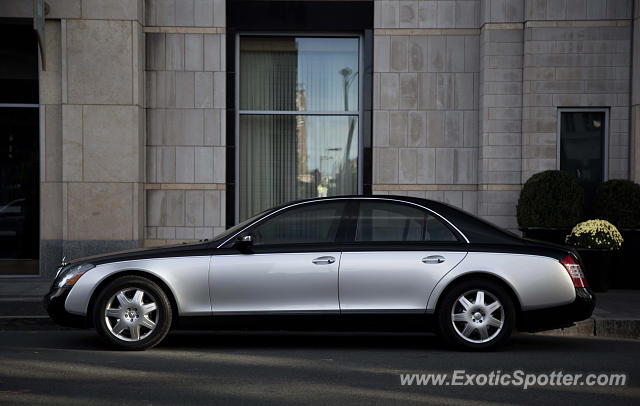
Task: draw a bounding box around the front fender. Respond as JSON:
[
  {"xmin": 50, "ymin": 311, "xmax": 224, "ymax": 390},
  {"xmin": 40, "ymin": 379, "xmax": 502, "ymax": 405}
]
[{"xmin": 64, "ymin": 256, "xmax": 212, "ymax": 316}]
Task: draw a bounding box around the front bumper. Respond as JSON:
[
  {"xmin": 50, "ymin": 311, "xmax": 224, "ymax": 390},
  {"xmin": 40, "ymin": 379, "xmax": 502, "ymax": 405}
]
[
  {"xmin": 517, "ymin": 288, "xmax": 596, "ymax": 332},
  {"xmin": 43, "ymin": 286, "xmax": 89, "ymax": 328}
]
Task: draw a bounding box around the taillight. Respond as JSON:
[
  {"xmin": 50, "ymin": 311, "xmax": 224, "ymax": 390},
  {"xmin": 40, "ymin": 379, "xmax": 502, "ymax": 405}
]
[{"xmin": 560, "ymin": 254, "xmax": 588, "ymax": 288}]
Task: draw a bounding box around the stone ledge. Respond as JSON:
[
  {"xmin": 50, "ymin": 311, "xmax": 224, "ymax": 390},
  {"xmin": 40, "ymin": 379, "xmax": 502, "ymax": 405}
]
[
  {"xmin": 145, "ymin": 26, "xmax": 225, "ymax": 34},
  {"xmin": 482, "ymin": 23, "xmax": 524, "ymax": 30},
  {"xmin": 524, "ymin": 20, "xmax": 632, "ymax": 28},
  {"xmin": 143, "ymin": 239, "xmax": 202, "ymax": 247},
  {"xmin": 373, "ymin": 184, "xmax": 478, "ymax": 191},
  {"xmin": 144, "ymin": 183, "xmax": 226, "ymax": 190},
  {"xmin": 374, "ymin": 28, "xmax": 480, "ymax": 36}
]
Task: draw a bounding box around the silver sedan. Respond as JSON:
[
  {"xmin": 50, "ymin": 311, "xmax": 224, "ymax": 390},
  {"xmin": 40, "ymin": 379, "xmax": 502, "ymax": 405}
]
[{"xmin": 45, "ymin": 196, "xmax": 595, "ymax": 350}]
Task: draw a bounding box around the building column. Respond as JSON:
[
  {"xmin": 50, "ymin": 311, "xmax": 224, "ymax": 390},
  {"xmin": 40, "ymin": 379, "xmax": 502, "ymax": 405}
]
[
  {"xmin": 59, "ymin": 3, "xmax": 145, "ymax": 260},
  {"xmin": 477, "ymin": 0, "xmax": 525, "ymax": 230},
  {"xmin": 143, "ymin": 0, "xmax": 227, "ymax": 246}
]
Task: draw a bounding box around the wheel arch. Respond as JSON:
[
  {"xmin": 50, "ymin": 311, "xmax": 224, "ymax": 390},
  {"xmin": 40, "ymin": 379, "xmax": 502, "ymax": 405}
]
[
  {"xmin": 433, "ymin": 272, "xmax": 523, "ymax": 316},
  {"xmin": 86, "ymin": 270, "xmax": 180, "ymax": 329}
]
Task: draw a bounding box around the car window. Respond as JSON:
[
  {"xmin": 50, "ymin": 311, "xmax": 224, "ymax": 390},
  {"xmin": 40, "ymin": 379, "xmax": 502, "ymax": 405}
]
[
  {"xmin": 355, "ymin": 201, "xmax": 458, "ymax": 242},
  {"xmin": 251, "ymin": 201, "xmax": 347, "ymax": 245}
]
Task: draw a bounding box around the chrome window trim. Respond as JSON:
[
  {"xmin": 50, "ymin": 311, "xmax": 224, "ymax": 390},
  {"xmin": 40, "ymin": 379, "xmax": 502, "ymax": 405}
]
[{"xmin": 217, "ymin": 197, "xmax": 470, "ymax": 248}]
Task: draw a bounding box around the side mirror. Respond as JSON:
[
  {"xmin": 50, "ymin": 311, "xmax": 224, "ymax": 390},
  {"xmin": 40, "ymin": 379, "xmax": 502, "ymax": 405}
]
[
  {"xmin": 239, "ymin": 234, "xmax": 253, "ymax": 243},
  {"xmin": 234, "ymin": 233, "xmax": 254, "ymax": 252}
]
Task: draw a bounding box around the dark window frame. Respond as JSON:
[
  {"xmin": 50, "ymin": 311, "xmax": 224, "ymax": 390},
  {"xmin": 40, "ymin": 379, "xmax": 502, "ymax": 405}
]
[
  {"xmin": 557, "ymin": 107, "xmax": 610, "ymax": 182},
  {"xmin": 225, "ymin": 1, "xmax": 374, "ymax": 228},
  {"xmin": 235, "ymin": 33, "xmax": 363, "ymax": 222}
]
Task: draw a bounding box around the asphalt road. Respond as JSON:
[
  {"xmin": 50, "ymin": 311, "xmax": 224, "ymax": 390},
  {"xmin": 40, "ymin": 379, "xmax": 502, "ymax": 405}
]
[{"xmin": 0, "ymin": 330, "xmax": 638, "ymax": 405}]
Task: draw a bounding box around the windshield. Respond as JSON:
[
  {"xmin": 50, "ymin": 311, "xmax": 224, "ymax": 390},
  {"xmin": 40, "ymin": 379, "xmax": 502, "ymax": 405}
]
[{"xmin": 211, "ymin": 209, "xmax": 272, "ymax": 243}]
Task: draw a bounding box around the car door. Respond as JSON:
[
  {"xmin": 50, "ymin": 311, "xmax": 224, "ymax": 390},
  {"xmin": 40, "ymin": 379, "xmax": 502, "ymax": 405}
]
[
  {"xmin": 210, "ymin": 200, "xmax": 351, "ymax": 314},
  {"xmin": 339, "ymin": 199, "xmax": 468, "ymax": 312}
]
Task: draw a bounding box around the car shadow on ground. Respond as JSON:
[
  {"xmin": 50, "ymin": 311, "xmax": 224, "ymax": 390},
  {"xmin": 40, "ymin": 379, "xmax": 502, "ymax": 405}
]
[
  {"xmin": 4, "ymin": 329, "xmax": 639, "ymax": 354},
  {"xmin": 155, "ymin": 331, "xmax": 639, "ymax": 353}
]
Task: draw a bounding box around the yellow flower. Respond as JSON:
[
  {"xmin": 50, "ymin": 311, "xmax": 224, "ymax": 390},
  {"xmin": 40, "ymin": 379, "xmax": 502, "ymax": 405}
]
[{"xmin": 565, "ymin": 219, "xmax": 623, "ymax": 250}]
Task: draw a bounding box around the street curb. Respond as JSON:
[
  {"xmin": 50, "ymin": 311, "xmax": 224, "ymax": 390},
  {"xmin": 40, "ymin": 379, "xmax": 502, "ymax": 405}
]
[{"xmin": 537, "ymin": 318, "xmax": 640, "ymax": 340}]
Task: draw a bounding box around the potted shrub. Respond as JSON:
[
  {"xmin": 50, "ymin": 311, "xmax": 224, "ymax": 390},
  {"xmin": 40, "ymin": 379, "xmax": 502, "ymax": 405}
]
[
  {"xmin": 517, "ymin": 170, "xmax": 584, "ymax": 244},
  {"xmin": 593, "ymin": 179, "xmax": 640, "ymax": 288},
  {"xmin": 565, "ymin": 219, "xmax": 624, "ymax": 292}
]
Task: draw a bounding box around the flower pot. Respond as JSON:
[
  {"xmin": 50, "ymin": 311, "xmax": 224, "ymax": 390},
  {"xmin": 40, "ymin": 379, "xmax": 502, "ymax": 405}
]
[
  {"xmin": 520, "ymin": 227, "xmax": 573, "ymax": 246},
  {"xmin": 575, "ymin": 248, "xmax": 613, "ymax": 292},
  {"xmin": 612, "ymin": 229, "xmax": 640, "ymax": 289}
]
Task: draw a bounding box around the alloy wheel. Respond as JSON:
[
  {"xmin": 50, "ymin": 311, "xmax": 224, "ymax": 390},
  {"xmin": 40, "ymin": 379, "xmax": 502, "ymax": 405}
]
[
  {"xmin": 450, "ymin": 289, "xmax": 504, "ymax": 344},
  {"xmin": 104, "ymin": 288, "xmax": 159, "ymax": 342}
]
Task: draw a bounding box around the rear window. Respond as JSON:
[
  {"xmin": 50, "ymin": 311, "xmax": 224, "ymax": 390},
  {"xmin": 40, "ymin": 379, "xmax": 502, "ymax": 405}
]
[{"xmin": 355, "ymin": 201, "xmax": 458, "ymax": 242}]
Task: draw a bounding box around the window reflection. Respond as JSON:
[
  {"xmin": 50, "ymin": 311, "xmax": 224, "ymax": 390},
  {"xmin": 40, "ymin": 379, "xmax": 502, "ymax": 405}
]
[
  {"xmin": 239, "ymin": 115, "xmax": 358, "ymax": 220},
  {"xmin": 239, "ymin": 37, "xmax": 359, "ymax": 112},
  {"xmin": 238, "ymin": 36, "xmax": 360, "ymax": 221}
]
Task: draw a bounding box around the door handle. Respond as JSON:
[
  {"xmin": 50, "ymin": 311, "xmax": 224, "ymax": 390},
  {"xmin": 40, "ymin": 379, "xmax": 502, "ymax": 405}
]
[
  {"xmin": 422, "ymin": 255, "xmax": 445, "ymax": 264},
  {"xmin": 312, "ymin": 256, "xmax": 336, "ymax": 265}
]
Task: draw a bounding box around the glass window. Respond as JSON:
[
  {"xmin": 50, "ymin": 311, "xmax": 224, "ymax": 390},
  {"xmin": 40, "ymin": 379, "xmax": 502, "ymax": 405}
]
[
  {"xmin": 238, "ymin": 36, "xmax": 360, "ymax": 221},
  {"xmin": 239, "ymin": 37, "xmax": 359, "ymax": 112},
  {"xmin": 559, "ymin": 110, "xmax": 607, "ymax": 206},
  {"xmin": 355, "ymin": 201, "xmax": 457, "ymax": 242},
  {"xmin": 251, "ymin": 201, "xmax": 347, "ymax": 245}
]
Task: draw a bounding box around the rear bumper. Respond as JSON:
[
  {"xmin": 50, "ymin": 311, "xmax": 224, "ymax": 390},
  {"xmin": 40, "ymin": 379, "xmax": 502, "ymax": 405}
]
[
  {"xmin": 43, "ymin": 286, "xmax": 88, "ymax": 328},
  {"xmin": 517, "ymin": 288, "xmax": 596, "ymax": 332}
]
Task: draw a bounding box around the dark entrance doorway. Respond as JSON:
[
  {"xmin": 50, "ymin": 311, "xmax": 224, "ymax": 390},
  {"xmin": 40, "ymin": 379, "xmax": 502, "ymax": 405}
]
[{"xmin": 0, "ymin": 21, "xmax": 40, "ymax": 275}]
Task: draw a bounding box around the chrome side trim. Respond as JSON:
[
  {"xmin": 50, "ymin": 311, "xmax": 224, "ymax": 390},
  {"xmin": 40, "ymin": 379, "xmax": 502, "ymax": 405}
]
[{"xmin": 218, "ymin": 197, "xmax": 470, "ymax": 248}]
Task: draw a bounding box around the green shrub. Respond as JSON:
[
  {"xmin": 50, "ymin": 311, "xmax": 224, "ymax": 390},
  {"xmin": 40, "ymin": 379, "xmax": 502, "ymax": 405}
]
[
  {"xmin": 517, "ymin": 170, "xmax": 583, "ymax": 228},
  {"xmin": 565, "ymin": 219, "xmax": 623, "ymax": 250},
  {"xmin": 593, "ymin": 179, "xmax": 640, "ymax": 229}
]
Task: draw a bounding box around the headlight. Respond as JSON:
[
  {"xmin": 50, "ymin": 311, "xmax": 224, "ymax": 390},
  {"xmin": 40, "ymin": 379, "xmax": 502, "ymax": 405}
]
[{"xmin": 56, "ymin": 263, "xmax": 95, "ymax": 288}]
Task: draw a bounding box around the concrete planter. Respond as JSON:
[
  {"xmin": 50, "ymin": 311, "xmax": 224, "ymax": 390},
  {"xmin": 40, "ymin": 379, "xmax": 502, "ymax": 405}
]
[
  {"xmin": 575, "ymin": 248, "xmax": 613, "ymax": 293},
  {"xmin": 612, "ymin": 229, "xmax": 640, "ymax": 289}
]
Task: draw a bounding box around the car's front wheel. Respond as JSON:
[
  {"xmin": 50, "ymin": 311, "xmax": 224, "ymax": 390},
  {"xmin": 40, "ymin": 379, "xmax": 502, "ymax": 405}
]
[
  {"xmin": 437, "ymin": 279, "xmax": 515, "ymax": 350},
  {"xmin": 93, "ymin": 276, "xmax": 172, "ymax": 350}
]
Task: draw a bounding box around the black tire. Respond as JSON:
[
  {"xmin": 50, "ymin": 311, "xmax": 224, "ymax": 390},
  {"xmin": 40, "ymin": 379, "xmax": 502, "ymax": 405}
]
[
  {"xmin": 436, "ymin": 278, "xmax": 515, "ymax": 351},
  {"xmin": 93, "ymin": 276, "xmax": 173, "ymax": 351}
]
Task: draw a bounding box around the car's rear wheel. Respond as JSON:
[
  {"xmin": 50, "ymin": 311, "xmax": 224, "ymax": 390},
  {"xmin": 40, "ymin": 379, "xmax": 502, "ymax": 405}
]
[
  {"xmin": 437, "ymin": 279, "xmax": 515, "ymax": 350},
  {"xmin": 93, "ymin": 276, "xmax": 172, "ymax": 350}
]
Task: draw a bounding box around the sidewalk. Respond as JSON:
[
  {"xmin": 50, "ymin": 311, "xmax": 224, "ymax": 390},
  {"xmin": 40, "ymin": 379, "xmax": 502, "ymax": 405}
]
[
  {"xmin": 540, "ymin": 290, "xmax": 640, "ymax": 339},
  {"xmin": 1, "ymin": 290, "xmax": 640, "ymax": 338}
]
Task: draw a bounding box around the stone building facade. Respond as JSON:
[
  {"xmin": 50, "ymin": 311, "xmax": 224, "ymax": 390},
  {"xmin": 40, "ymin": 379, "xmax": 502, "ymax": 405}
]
[{"xmin": 0, "ymin": 0, "xmax": 639, "ymax": 297}]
